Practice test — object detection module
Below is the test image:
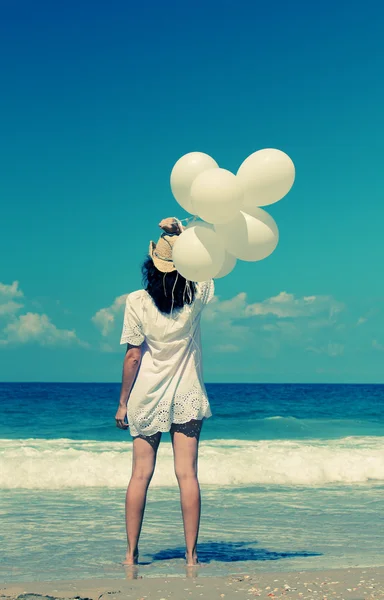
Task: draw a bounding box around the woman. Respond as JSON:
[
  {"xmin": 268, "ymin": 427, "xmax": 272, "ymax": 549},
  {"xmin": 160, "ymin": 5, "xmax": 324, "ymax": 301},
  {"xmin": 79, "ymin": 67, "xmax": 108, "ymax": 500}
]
[{"xmin": 114, "ymin": 216, "xmax": 214, "ymax": 568}]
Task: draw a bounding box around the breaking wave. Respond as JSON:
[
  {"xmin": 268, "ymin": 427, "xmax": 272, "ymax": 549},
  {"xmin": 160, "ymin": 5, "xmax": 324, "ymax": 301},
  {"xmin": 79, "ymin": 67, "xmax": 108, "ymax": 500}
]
[{"xmin": 1, "ymin": 436, "xmax": 384, "ymax": 489}]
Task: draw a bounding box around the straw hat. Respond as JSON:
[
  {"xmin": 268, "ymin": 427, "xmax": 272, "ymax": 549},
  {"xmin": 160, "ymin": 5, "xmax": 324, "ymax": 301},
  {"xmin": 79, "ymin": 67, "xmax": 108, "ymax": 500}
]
[{"xmin": 148, "ymin": 233, "xmax": 178, "ymax": 273}]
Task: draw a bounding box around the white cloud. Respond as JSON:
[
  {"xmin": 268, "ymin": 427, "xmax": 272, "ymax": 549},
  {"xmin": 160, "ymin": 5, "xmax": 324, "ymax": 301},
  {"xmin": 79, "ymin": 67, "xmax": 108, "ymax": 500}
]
[
  {"xmin": 206, "ymin": 292, "xmax": 247, "ymax": 318},
  {"xmin": 99, "ymin": 342, "xmax": 115, "ymax": 353},
  {"xmin": 0, "ymin": 301, "xmax": 23, "ymax": 316},
  {"xmin": 372, "ymin": 339, "xmax": 384, "ymax": 352},
  {"xmin": 327, "ymin": 343, "xmax": 344, "ymax": 356},
  {"xmin": 307, "ymin": 343, "xmax": 344, "ymax": 356},
  {"xmin": 0, "ymin": 281, "xmax": 24, "ymax": 316},
  {"xmin": 92, "ymin": 294, "xmax": 127, "ymax": 336},
  {"xmin": 0, "ymin": 281, "xmax": 23, "ymax": 299},
  {"xmin": 0, "ymin": 281, "xmax": 85, "ymax": 348},
  {"xmin": 1, "ymin": 313, "xmax": 84, "ymax": 347},
  {"xmin": 357, "ymin": 316, "xmax": 367, "ymax": 326},
  {"xmin": 204, "ymin": 290, "xmax": 344, "ymax": 324},
  {"xmin": 213, "ymin": 343, "xmax": 241, "ymax": 353},
  {"xmin": 203, "ymin": 289, "xmax": 346, "ymax": 359},
  {"xmin": 245, "ymin": 291, "xmax": 344, "ymax": 319}
]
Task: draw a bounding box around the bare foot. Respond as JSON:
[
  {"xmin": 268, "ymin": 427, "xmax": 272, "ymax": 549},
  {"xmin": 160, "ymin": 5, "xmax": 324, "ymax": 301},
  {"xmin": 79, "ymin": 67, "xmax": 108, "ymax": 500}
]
[
  {"xmin": 185, "ymin": 551, "xmax": 200, "ymax": 566},
  {"xmin": 122, "ymin": 549, "xmax": 139, "ymax": 566}
]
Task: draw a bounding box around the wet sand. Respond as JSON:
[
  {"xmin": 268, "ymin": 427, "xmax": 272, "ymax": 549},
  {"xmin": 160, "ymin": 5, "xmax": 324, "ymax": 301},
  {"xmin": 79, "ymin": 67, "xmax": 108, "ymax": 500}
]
[{"xmin": 2, "ymin": 565, "xmax": 384, "ymax": 600}]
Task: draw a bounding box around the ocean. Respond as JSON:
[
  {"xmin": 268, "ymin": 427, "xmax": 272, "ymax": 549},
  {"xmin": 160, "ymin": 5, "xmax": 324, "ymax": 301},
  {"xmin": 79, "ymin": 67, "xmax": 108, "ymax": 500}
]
[{"xmin": 1, "ymin": 382, "xmax": 384, "ymax": 582}]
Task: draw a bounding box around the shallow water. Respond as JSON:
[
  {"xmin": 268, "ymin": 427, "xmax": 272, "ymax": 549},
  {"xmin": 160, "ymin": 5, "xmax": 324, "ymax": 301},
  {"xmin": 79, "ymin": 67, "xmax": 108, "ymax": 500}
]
[
  {"xmin": 2, "ymin": 484, "xmax": 384, "ymax": 582},
  {"xmin": 1, "ymin": 382, "xmax": 383, "ymax": 581}
]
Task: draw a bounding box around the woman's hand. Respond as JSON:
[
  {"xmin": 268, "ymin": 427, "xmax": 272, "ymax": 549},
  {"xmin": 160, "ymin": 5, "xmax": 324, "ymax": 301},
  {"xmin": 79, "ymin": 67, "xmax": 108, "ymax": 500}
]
[
  {"xmin": 159, "ymin": 217, "xmax": 183, "ymax": 235},
  {"xmin": 115, "ymin": 405, "xmax": 129, "ymax": 429}
]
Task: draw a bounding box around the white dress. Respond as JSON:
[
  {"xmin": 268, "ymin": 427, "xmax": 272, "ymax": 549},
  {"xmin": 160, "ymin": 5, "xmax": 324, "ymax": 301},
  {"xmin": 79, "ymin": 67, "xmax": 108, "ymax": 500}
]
[{"xmin": 120, "ymin": 279, "xmax": 214, "ymax": 437}]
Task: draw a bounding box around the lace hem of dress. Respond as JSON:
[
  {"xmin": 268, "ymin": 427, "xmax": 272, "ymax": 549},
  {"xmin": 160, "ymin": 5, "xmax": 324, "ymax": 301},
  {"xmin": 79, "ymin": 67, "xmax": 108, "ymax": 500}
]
[{"xmin": 127, "ymin": 384, "xmax": 212, "ymax": 437}]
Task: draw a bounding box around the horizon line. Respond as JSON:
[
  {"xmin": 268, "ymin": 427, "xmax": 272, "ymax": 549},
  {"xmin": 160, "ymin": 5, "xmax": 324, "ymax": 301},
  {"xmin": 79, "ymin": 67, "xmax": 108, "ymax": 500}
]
[{"xmin": 0, "ymin": 381, "xmax": 383, "ymax": 386}]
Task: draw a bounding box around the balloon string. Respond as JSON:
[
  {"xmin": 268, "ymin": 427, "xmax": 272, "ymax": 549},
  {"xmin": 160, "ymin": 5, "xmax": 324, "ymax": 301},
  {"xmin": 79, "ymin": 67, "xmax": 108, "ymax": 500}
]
[
  {"xmin": 170, "ymin": 272, "xmax": 178, "ymax": 320},
  {"xmin": 178, "ymin": 216, "xmax": 194, "ymax": 225},
  {"xmin": 177, "ymin": 215, "xmax": 199, "ymax": 228}
]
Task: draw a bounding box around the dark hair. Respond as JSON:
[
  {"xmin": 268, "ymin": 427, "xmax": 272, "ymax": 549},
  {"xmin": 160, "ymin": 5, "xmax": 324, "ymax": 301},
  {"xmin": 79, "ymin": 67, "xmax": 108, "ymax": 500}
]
[{"xmin": 142, "ymin": 256, "xmax": 196, "ymax": 314}]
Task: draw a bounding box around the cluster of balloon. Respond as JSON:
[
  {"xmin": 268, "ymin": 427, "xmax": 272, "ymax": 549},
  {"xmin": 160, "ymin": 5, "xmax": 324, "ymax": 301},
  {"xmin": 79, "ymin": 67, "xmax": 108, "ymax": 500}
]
[{"xmin": 170, "ymin": 149, "xmax": 295, "ymax": 282}]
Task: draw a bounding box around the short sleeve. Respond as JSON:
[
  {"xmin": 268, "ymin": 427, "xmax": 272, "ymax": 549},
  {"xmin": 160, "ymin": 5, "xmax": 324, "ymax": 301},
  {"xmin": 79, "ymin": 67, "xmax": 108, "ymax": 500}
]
[
  {"xmin": 120, "ymin": 294, "xmax": 145, "ymax": 346},
  {"xmin": 196, "ymin": 279, "xmax": 215, "ymax": 305}
]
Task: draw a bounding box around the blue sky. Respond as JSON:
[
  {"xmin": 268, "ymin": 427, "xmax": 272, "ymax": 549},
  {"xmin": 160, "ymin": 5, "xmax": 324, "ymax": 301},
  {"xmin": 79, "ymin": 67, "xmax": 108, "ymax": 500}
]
[{"xmin": 1, "ymin": 0, "xmax": 383, "ymax": 382}]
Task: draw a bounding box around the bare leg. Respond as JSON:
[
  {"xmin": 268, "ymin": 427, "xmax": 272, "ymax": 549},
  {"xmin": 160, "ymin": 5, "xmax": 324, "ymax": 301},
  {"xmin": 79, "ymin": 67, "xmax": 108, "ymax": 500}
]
[
  {"xmin": 170, "ymin": 419, "xmax": 203, "ymax": 566},
  {"xmin": 123, "ymin": 431, "xmax": 162, "ymax": 565}
]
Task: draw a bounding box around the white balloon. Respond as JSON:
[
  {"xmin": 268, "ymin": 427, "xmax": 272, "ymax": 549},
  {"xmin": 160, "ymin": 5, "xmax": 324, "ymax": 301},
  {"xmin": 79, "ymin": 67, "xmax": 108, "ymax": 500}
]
[
  {"xmin": 170, "ymin": 152, "xmax": 219, "ymax": 214},
  {"xmin": 172, "ymin": 224, "xmax": 225, "ymax": 281},
  {"xmin": 214, "ymin": 251, "xmax": 237, "ymax": 278},
  {"xmin": 215, "ymin": 208, "xmax": 279, "ymax": 262},
  {"xmin": 237, "ymin": 148, "xmax": 295, "ymax": 209},
  {"xmin": 190, "ymin": 168, "xmax": 243, "ymax": 225}
]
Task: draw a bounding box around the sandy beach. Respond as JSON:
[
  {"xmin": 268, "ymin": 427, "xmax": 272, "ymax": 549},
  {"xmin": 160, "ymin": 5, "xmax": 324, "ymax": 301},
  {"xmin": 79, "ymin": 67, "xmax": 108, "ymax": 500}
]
[{"xmin": 2, "ymin": 565, "xmax": 384, "ymax": 600}]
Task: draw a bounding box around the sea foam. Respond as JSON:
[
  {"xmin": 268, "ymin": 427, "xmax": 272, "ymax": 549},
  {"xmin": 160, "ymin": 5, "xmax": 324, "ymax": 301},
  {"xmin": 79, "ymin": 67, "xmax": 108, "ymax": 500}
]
[{"xmin": 1, "ymin": 436, "xmax": 383, "ymax": 489}]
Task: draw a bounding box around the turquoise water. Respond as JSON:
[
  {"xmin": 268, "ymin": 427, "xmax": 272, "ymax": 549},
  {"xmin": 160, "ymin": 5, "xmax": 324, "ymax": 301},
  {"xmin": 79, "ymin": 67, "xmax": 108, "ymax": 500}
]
[{"xmin": 1, "ymin": 383, "xmax": 384, "ymax": 581}]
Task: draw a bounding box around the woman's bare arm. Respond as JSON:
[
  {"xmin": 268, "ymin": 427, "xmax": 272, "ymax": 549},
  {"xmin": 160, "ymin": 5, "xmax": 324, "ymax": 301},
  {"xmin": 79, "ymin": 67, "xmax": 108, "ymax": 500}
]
[{"xmin": 115, "ymin": 344, "xmax": 142, "ymax": 429}]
